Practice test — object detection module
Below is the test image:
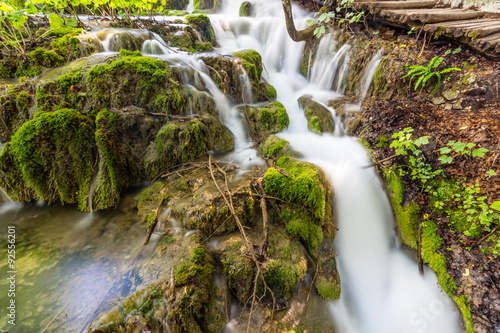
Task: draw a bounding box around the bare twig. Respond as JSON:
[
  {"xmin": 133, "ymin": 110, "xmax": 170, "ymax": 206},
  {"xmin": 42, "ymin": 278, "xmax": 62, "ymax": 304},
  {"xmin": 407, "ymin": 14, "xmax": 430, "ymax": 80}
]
[
  {"xmin": 473, "ymin": 224, "xmax": 500, "ymax": 248},
  {"xmin": 41, "ymin": 302, "xmax": 68, "ymax": 333},
  {"xmin": 362, "ymin": 154, "xmax": 398, "ymax": 169},
  {"xmin": 143, "ymin": 197, "xmax": 166, "ymax": 245}
]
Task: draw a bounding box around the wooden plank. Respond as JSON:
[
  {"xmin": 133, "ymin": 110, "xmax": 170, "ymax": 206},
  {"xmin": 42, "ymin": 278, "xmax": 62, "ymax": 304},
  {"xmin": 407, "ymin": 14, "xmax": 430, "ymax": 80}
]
[
  {"xmin": 424, "ymin": 18, "xmax": 494, "ymax": 33},
  {"xmin": 468, "ymin": 22, "xmax": 500, "ymax": 38},
  {"xmin": 353, "ymin": 0, "xmax": 436, "ymax": 10},
  {"xmin": 381, "ymin": 8, "xmax": 485, "ymax": 24}
]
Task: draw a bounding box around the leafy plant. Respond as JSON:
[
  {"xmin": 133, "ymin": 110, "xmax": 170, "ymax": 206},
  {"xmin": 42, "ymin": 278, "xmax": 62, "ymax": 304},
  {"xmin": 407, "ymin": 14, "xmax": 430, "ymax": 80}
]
[
  {"xmin": 445, "ymin": 47, "xmax": 461, "ymax": 55},
  {"xmin": 309, "ymin": 0, "xmax": 364, "ymax": 38},
  {"xmin": 402, "ymin": 56, "xmax": 461, "ymax": 95},
  {"xmin": 438, "ymin": 140, "xmax": 489, "ymax": 164}
]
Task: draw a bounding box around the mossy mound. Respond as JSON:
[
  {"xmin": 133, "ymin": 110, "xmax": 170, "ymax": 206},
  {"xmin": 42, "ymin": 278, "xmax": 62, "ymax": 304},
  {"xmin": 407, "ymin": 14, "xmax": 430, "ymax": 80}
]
[
  {"xmin": 200, "ymin": 115, "xmax": 234, "ymax": 152},
  {"xmin": 192, "ymin": 0, "xmax": 220, "ymax": 11},
  {"xmin": 144, "ymin": 120, "xmax": 207, "ymax": 179},
  {"xmin": 1, "ymin": 109, "xmax": 94, "ymax": 210},
  {"xmin": 0, "ymin": 85, "xmax": 33, "ymax": 142},
  {"xmin": 281, "ymin": 206, "xmax": 323, "ymax": 254},
  {"xmin": 314, "ymin": 239, "xmax": 341, "ymax": 300},
  {"xmin": 263, "ymin": 226, "xmax": 308, "ymax": 301},
  {"xmin": 186, "ymin": 14, "xmax": 216, "ymax": 44},
  {"xmin": 233, "ymin": 49, "xmax": 263, "ymax": 97},
  {"xmin": 239, "ymin": 1, "xmax": 252, "ymax": 16},
  {"xmin": 244, "ymin": 101, "xmax": 290, "ymax": 137},
  {"xmin": 297, "ymin": 95, "xmax": 335, "ymax": 135},
  {"xmin": 263, "ymin": 156, "xmax": 332, "ymax": 221},
  {"xmin": 260, "ymin": 135, "xmax": 290, "ymax": 159},
  {"xmin": 86, "ymin": 54, "xmax": 185, "ymax": 113},
  {"xmin": 259, "ymin": 81, "xmax": 277, "ymax": 101}
]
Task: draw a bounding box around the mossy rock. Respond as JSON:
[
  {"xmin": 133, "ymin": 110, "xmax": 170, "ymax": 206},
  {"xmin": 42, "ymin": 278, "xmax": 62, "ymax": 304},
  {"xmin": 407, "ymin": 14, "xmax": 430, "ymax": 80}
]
[
  {"xmin": 165, "ymin": 0, "xmax": 189, "ymax": 10},
  {"xmin": 0, "ymin": 85, "xmax": 33, "ymax": 142},
  {"xmin": 260, "ymin": 135, "xmax": 290, "ymax": 159},
  {"xmin": 0, "ymin": 143, "xmax": 36, "ymax": 202},
  {"xmin": 186, "ymin": 14, "xmax": 216, "ymax": 44},
  {"xmin": 233, "ymin": 49, "xmax": 263, "ymax": 97},
  {"xmin": 107, "ymin": 31, "xmax": 150, "ymax": 52},
  {"xmin": 144, "ymin": 120, "xmax": 207, "ymax": 179},
  {"xmin": 263, "ymin": 156, "xmax": 333, "ymax": 221},
  {"xmin": 92, "ymin": 108, "xmax": 162, "ymax": 210},
  {"xmin": 29, "ymin": 48, "xmax": 65, "ymax": 68},
  {"xmin": 200, "ymin": 115, "xmax": 234, "ymax": 152},
  {"xmin": 192, "ymin": 0, "xmax": 221, "ymax": 11},
  {"xmin": 0, "ymin": 109, "xmax": 94, "ymax": 210},
  {"xmin": 219, "ymin": 237, "xmax": 256, "ymax": 303},
  {"xmin": 263, "ymin": 225, "xmax": 308, "ymax": 301},
  {"xmin": 239, "ymin": 1, "xmax": 252, "ymax": 16},
  {"xmin": 259, "ymin": 81, "xmax": 277, "ymax": 101},
  {"xmin": 86, "ymin": 54, "xmax": 185, "ymax": 113},
  {"xmin": 313, "ymin": 239, "xmax": 340, "ymax": 300},
  {"xmin": 244, "ymin": 101, "xmax": 289, "ymax": 137},
  {"xmin": 383, "ymin": 168, "xmax": 419, "ymax": 249},
  {"xmin": 297, "ymin": 95, "xmax": 334, "ymax": 135}
]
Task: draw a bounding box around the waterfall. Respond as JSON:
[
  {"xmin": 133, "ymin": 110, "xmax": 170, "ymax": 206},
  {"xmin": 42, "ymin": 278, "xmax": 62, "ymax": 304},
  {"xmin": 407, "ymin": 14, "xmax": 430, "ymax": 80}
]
[{"xmin": 210, "ymin": 0, "xmax": 461, "ymax": 332}]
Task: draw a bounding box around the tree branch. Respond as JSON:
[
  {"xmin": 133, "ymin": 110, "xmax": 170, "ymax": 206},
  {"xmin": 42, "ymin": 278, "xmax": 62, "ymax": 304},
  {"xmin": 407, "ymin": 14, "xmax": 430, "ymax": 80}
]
[{"xmin": 282, "ymin": 0, "xmax": 318, "ymax": 42}]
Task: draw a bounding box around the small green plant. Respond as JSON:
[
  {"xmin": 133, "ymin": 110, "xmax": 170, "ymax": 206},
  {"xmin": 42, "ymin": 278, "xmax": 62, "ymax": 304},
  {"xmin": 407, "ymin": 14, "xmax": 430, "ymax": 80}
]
[
  {"xmin": 438, "ymin": 141, "xmax": 489, "ymax": 164},
  {"xmin": 309, "ymin": 0, "xmax": 364, "ymax": 38},
  {"xmin": 445, "ymin": 47, "xmax": 462, "ymax": 55},
  {"xmin": 403, "ymin": 56, "xmax": 461, "ymax": 95}
]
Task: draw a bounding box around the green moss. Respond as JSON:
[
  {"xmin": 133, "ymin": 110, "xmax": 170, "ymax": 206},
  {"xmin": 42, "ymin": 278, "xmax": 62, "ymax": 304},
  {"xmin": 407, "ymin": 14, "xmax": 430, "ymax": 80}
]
[
  {"xmin": 261, "ymin": 135, "xmax": 290, "ymax": 158},
  {"xmin": 383, "ymin": 168, "xmax": 420, "ymax": 249},
  {"xmin": 144, "ymin": 120, "xmax": 207, "ymax": 179},
  {"xmin": 233, "ymin": 49, "xmax": 263, "ymax": 84},
  {"xmin": 239, "ymin": 1, "xmax": 251, "ymax": 16},
  {"xmin": 282, "ymin": 206, "xmax": 323, "ymax": 253},
  {"xmin": 259, "ymin": 81, "xmax": 277, "ymax": 100},
  {"xmin": 297, "ymin": 96, "xmax": 334, "ymax": 134},
  {"xmin": 185, "ymin": 14, "xmax": 215, "ymax": 44},
  {"xmin": 421, "ymin": 220, "xmax": 474, "ymax": 332},
  {"xmin": 0, "ymin": 85, "xmax": 32, "ymax": 141},
  {"xmin": 51, "ymin": 33, "xmax": 80, "ymax": 60},
  {"xmin": 308, "ymin": 116, "xmax": 322, "ymax": 135},
  {"xmin": 263, "ymin": 156, "xmax": 330, "ymax": 220},
  {"xmin": 253, "ymin": 101, "xmax": 289, "ymax": 135},
  {"xmin": 377, "ymin": 135, "xmax": 389, "ymax": 148},
  {"xmin": 29, "ymin": 48, "xmax": 65, "ymax": 68},
  {"xmin": 7, "ymin": 109, "xmax": 94, "ymax": 209},
  {"xmin": 0, "ymin": 63, "xmax": 9, "ymax": 79},
  {"xmin": 86, "ymin": 55, "xmax": 183, "ymax": 112},
  {"xmin": 315, "ymin": 275, "xmax": 341, "ymax": 299},
  {"xmin": 118, "ymin": 49, "xmax": 142, "ymax": 57}
]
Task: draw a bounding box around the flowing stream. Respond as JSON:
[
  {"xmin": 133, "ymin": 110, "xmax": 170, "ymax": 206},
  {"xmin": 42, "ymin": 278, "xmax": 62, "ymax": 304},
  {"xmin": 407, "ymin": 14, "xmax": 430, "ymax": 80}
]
[{"xmin": 0, "ymin": 0, "xmax": 463, "ymax": 332}]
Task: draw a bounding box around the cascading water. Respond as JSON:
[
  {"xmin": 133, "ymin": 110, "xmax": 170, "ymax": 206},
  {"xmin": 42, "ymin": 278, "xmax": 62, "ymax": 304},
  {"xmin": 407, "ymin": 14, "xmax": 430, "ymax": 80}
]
[
  {"xmin": 0, "ymin": 0, "xmax": 465, "ymax": 331},
  {"xmin": 209, "ymin": 0, "xmax": 461, "ymax": 332}
]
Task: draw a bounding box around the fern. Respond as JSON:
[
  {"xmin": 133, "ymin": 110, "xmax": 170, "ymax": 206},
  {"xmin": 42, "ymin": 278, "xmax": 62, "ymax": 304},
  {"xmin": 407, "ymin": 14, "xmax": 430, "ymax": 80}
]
[{"xmin": 403, "ymin": 56, "xmax": 461, "ymax": 95}]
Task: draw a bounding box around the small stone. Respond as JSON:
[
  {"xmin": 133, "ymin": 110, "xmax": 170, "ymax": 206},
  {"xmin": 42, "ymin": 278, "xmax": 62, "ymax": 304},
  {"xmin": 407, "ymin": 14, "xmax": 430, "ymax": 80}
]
[
  {"xmin": 452, "ymin": 98, "xmax": 463, "ymax": 110},
  {"xmin": 432, "ymin": 96, "xmax": 446, "ymax": 105},
  {"xmin": 444, "ymin": 103, "xmax": 453, "ymax": 110},
  {"xmin": 442, "ymin": 89, "xmax": 459, "ymax": 101}
]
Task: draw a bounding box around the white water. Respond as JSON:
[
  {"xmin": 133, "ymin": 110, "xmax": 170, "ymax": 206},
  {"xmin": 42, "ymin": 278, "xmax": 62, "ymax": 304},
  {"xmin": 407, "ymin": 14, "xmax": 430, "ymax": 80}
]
[{"xmin": 208, "ymin": 0, "xmax": 461, "ymax": 332}]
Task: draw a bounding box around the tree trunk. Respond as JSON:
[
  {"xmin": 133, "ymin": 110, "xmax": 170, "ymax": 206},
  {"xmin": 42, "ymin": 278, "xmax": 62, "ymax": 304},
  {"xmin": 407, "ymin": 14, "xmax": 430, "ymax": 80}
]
[{"xmin": 282, "ymin": 0, "xmax": 318, "ymax": 42}]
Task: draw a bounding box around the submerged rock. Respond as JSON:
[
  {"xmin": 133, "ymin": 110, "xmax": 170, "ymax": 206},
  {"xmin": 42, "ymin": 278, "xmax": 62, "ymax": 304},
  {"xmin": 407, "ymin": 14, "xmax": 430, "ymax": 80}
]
[{"xmin": 297, "ymin": 95, "xmax": 335, "ymax": 135}]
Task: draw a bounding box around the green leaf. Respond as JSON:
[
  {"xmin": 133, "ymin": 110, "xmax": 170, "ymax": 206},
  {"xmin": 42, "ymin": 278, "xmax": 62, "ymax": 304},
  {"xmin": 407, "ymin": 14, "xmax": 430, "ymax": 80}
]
[
  {"xmin": 439, "ymin": 147, "xmax": 451, "ymax": 154},
  {"xmin": 451, "ymin": 141, "xmax": 466, "ymax": 152},
  {"xmin": 472, "ymin": 147, "xmax": 488, "ymax": 158},
  {"xmin": 49, "ymin": 12, "xmax": 64, "ymax": 30},
  {"xmin": 490, "ymin": 201, "xmax": 500, "ymax": 211},
  {"xmin": 487, "ymin": 169, "xmax": 497, "ymax": 176},
  {"xmin": 439, "ymin": 67, "xmax": 461, "ymax": 74},
  {"xmin": 414, "ymin": 136, "xmax": 429, "ymax": 147},
  {"xmin": 438, "ymin": 155, "xmax": 453, "ymax": 164}
]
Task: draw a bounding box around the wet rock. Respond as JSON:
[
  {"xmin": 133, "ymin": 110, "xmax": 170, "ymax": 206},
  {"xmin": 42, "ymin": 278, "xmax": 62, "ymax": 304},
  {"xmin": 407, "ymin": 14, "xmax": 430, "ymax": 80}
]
[
  {"xmin": 259, "ymin": 81, "xmax": 277, "ymax": 101},
  {"xmin": 239, "ymin": 1, "xmax": 252, "ymax": 16},
  {"xmin": 193, "ymin": 0, "xmax": 221, "ymax": 11},
  {"xmin": 233, "ymin": 49, "xmax": 263, "ymax": 98},
  {"xmin": 200, "ymin": 115, "xmax": 234, "ymax": 152},
  {"xmin": 243, "ymin": 101, "xmax": 290, "ymax": 138},
  {"xmin": 0, "ymin": 84, "xmax": 33, "ymax": 142},
  {"xmin": 107, "ymin": 31, "xmax": 150, "ymax": 52},
  {"xmin": 186, "ymin": 14, "xmax": 216, "ymax": 44},
  {"xmin": 165, "ymin": 0, "xmax": 189, "ymax": 10},
  {"xmin": 144, "ymin": 120, "xmax": 208, "ymax": 179},
  {"xmin": 314, "ymin": 239, "xmax": 341, "ymax": 300},
  {"xmin": 260, "ymin": 135, "xmax": 290, "ymax": 159},
  {"xmin": 297, "ymin": 95, "xmax": 334, "ymax": 135}
]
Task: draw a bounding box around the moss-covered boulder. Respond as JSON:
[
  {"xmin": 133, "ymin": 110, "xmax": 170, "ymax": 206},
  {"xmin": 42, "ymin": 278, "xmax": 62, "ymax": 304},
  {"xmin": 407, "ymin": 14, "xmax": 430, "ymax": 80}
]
[
  {"xmin": 107, "ymin": 31, "xmax": 150, "ymax": 52},
  {"xmin": 186, "ymin": 14, "xmax": 216, "ymax": 44},
  {"xmin": 86, "ymin": 54, "xmax": 185, "ymax": 113},
  {"xmin": 233, "ymin": 49, "xmax": 265, "ymax": 98},
  {"xmin": 244, "ymin": 101, "xmax": 289, "ymax": 138},
  {"xmin": 144, "ymin": 120, "xmax": 207, "ymax": 179},
  {"xmin": 135, "ymin": 165, "xmax": 259, "ymax": 234},
  {"xmin": 0, "ymin": 109, "xmax": 94, "ymax": 209},
  {"xmin": 314, "ymin": 239, "xmax": 341, "ymax": 300},
  {"xmin": 239, "ymin": 1, "xmax": 252, "ymax": 16},
  {"xmin": 193, "ymin": 0, "xmax": 221, "ymax": 11},
  {"xmin": 297, "ymin": 95, "xmax": 335, "ymax": 135},
  {"xmin": 259, "ymin": 81, "xmax": 277, "ymax": 101},
  {"xmin": 200, "ymin": 115, "xmax": 234, "ymax": 152},
  {"xmin": 260, "ymin": 135, "xmax": 290, "ymax": 159},
  {"xmin": 0, "ymin": 85, "xmax": 33, "ymax": 142}
]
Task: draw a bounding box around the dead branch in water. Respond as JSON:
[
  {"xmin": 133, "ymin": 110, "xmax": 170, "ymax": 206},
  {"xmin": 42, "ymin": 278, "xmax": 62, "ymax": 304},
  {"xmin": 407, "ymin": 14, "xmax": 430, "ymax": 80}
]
[
  {"xmin": 208, "ymin": 155, "xmax": 275, "ymax": 332},
  {"xmin": 143, "ymin": 197, "xmax": 166, "ymax": 245}
]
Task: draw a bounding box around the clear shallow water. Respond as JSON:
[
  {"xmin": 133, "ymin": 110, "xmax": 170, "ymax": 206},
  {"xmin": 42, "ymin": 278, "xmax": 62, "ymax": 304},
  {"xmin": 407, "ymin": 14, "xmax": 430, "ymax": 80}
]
[
  {"xmin": 0, "ymin": 0, "xmax": 462, "ymax": 331},
  {"xmin": 0, "ymin": 190, "xmax": 158, "ymax": 332}
]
